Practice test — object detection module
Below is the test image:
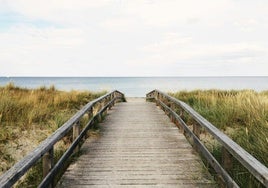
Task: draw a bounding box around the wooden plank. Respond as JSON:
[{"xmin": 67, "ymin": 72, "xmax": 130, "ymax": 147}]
[{"xmin": 58, "ymin": 98, "xmax": 216, "ymax": 187}]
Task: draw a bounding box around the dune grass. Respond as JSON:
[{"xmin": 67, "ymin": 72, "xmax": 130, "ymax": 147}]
[
  {"xmin": 0, "ymin": 83, "xmax": 105, "ymax": 184},
  {"xmin": 170, "ymin": 90, "xmax": 268, "ymax": 187}
]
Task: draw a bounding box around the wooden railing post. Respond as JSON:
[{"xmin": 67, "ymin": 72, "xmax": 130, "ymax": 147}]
[
  {"xmin": 101, "ymin": 98, "xmax": 108, "ymax": 115},
  {"xmin": 106, "ymin": 98, "xmax": 109, "ymax": 114},
  {"xmin": 113, "ymin": 92, "xmax": 117, "ymax": 104},
  {"xmin": 156, "ymin": 92, "xmax": 159, "ymax": 106},
  {"xmin": 179, "ymin": 110, "xmax": 185, "ymax": 135},
  {"xmin": 73, "ymin": 121, "xmax": 81, "ymax": 153},
  {"xmin": 158, "ymin": 93, "xmax": 161, "ymax": 104},
  {"xmin": 113, "ymin": 93, "xmax": 116, "ymax": 106},
  {"xmin": 161, "ymin": 96, "xmax": 165, "ymax": 111},
  {"xmin": 193, "ymin": 123, "xmax": 201, "ymax": 139},
  {"xmin": 193, "ymin": 123, "xmax": 201, "ymax": 151},
  {"xmin": 108, "ymin": 94, "xmax": 113, "ymax": 109},
  {"xmin": 170, "ymin": 103, "xmax": 176, "ymax": 123},
  {"xmin": 97, "ymin": 114, "xmax": 102, "ymax": 122},
  {"xmin": 174, "ymin": 118, "xmax": 181, "ymax": 129},
  {"xmin": 222, "ymin": 147, "xmax": 233, "ymax": 172},
  {"xmin": 96, "ymin": 102, "xmax": 102, "ymax": 122},
  {"xmin": 164, "ymin": 99, "xmax": 168, "ymax": 115},
  {"xmin": 43, "ymin": 147, "xmax": 54, "ymax": 188},
  {"xmin": 172, "ymin": 107, "xmax": 181, "ymax": 130},
  {"xmin": 114, "ymin": 92, "xmax": 119, "ymax": 103},
  {"xmin": 88, "ymin": 107, "xmax": 93, "ymax": 119}
]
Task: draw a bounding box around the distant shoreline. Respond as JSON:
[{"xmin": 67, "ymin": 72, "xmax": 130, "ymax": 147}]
[{"xmin": 0, "ymin": 77, "xmax": 267, "ymax": 97}]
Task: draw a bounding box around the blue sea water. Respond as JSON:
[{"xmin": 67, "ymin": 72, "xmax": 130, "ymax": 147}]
[{"xmin": 0, "ymin": 77, "xmax": 267, "ymax": 97}]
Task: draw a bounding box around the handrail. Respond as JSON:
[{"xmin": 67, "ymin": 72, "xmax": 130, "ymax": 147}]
[
  {"xmin": 0, "ymin": 90, "xmax": 125, "ymax": 188},
  {"xmin": 146, "ymin": 89, "xmax": 268, "ymax": 187}
]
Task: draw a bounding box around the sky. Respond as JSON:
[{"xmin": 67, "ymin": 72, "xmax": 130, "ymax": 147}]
[{"xmin": 0, "ymin": 0, "xmax": 268, "ymax": 77}]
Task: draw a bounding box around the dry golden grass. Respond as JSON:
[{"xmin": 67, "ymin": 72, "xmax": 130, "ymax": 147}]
[{"xmin": 0, "ymin": 83, "xmax": 105, "ymax": 176}]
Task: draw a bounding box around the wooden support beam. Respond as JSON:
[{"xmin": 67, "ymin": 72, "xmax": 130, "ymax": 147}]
[
  {"xmin": 193, "ymin": 123, "xmax": 201, "ymax": 139},
  {"xmin": 156, "ymin": 93, "xmax": 160, "ymax": 106},
  {"xmin": 73, "ymin": 121, "xmax": 81, "ymax": 153},
  {"xmin": 97, "ymin": 113, "xmax": 102, "ymax": 122},
  {"xmin": 88, "ymin": 108, "xmax": 93, "ymax": 119},
  {"xmin": 42, "ymin": 147, "xmax": 54, "ymax": 188},
  {"xmin": 193, "ymin": 123, "xmax": 201, "ymax": 151},
  {"xmin": 108, "ymin": 95, "xmax": 113, "ymax": 109},
  {"xmin": 222, "ymin": 147, "xmax": 233, "ymax": 172}
]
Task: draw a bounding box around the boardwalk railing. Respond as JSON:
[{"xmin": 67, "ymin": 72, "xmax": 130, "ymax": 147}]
[
  {"xmin": 146, "ymin": 90, "xmax": 268, "ymax": 187},
  {"xmin": 0, "ymin": 90, "xmax": 125, "ymax": 188}
]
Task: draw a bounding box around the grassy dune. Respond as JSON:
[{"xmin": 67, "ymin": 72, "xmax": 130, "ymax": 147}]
[
  {"xmin": 0, "ymin": 83, "xmax": 105, "ymax": 178},
  {"xmin": 171, "ymin": 90, "xmax": 268, "ymax": 187}
]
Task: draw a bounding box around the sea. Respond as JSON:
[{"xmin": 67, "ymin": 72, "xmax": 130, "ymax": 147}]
[{"xmin": 0, "ymin": 77, "xmax": 267, "ymax": 97}]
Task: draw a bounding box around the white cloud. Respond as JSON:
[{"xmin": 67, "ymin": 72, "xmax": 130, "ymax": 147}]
[
  {"xmin": 122, "ymin": 0, "xmax": 233, "ymax": 27},
  {"xmin": 0, "ymin": 25, "xmax": 85, "ymax": 50},
  {"xmin": 126, "ymin": 31, "xmax": 268, "ymax": 76},
  {"xmin": 100, "ymin": 17, "xmax": 140, "ymax": 32},
  {"xmin": 0, "ymin": 24, "xmax": 86, "ymax": 75},
  {"xmin": 141, "ymin": 33, "xmax": 192, "ymax": 53},
  {"xmin": 140, "ymin": 32, "xmax": 267, "ymax": 62},
  {"xmin": 6, "ymin": 0, "xmax": 112, "ymax": 16},
  {"xmin": 233, "ymin": 18, "xmax": 259, "ymax": 32},
  {"xmin": 0, "ymin": 0, "xmax": 268, "ymax": 76},
  {"xmin": 4, "ymin": 0, "xmax": 113, "ymax": 25}
]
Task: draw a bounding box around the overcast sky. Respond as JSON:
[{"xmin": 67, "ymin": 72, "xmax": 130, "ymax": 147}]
[{"xmin": 0, "ymin": 0, "xmax": 267, "ymax": 76}]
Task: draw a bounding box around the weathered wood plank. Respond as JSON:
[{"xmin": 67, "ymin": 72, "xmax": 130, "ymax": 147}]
[{"xmin": 58, "ymin": 98, "xmax": 216, "ymax": 187}]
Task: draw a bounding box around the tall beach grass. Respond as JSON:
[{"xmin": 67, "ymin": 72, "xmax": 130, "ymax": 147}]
[
  {"xmin": 0, "ymin": 83, "xmax": 105, "ymax": 186},
  {"xmin": 171, "ymin": 90, "xmax": 268, "ymax": 187}
]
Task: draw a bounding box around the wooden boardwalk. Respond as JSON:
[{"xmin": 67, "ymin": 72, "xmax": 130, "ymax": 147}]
[{"xmin": 58, "ymin": 98, "xmax": 216, "ymax": 187}]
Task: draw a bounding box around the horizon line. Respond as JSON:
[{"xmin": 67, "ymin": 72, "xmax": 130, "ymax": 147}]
[{"xmin": 1, "ymin": 75, "xmax": 268, "ymax": 78}]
